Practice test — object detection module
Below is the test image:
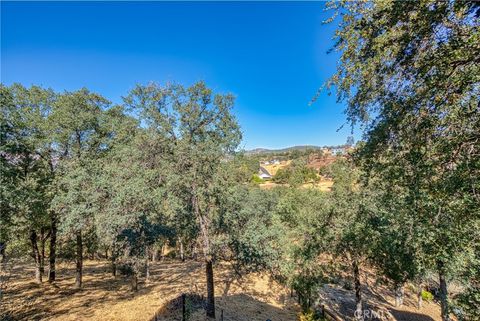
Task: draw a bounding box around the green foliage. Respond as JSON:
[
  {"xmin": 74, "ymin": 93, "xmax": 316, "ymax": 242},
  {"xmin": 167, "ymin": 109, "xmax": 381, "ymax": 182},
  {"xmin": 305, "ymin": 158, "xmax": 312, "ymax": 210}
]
[
  {"xmin": 272, "ymin": 168, "xmax": 290, "ymax": 183},
  {"xmin": 235, "ymin": 154, "xmax": 260, "ymax": 183},
  {"xmin": 2, "ymin": 237, "xmax": 30, "ymax": 259},
  {"xmin": 453, "ymin": 246, "xmax": 480, "ymax": 321},
  {"xmin": 124, "ymin": 81, "xmax": 242, "ymax": 258},
  {"xmin": 325, "ymin": 1, "xmax": 480, "ymax": 318},
  {"xmin": 56, "ymin": 238, "xmax": 77, "ymax": 261},
  {"xmin": 273, "ymin": 164, "xmax": 318, "ymax": 187},
  {"xmin": 0, "ymin": 84, "xmax": 55, "ymax": 269},
  {"xmin": 250, "ymin": 174, "xmax": 263, "ymax": 184},
  {"xmin": 421, "ymin": 290, "xmax": 434, "ymax": 302},
  {"xmin": 298, "ymin": 309, "xmax": 324, "ymax": 321},
  {"xmin": 216, "ymin": 186, "xmax": 287, "ymax": 273},
  {"xmin": 268, "ymin": 187, "xmax": 334, "ymax": 309},
  {"xmin": 454, "ymin": 286, "xmax": 480, "ymax": 321},
  {"xmin": 292, "ymin": 269, "xmax": 325, "ymax": 312},
  {"xmin": 2, "ymin": 13, "xmax": 478, "ymax": 313}
]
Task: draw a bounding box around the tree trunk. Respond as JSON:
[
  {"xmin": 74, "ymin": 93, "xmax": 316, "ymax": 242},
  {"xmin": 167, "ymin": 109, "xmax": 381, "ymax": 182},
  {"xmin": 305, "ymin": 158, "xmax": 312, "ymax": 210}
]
[
  {"xmin": 111, "ymin": 257, "xmax": 117, "ymax": 277},
  {"xmin": 395, "ymin": 283, "xmax": 405, "ymax": 307},
  {"xmin": 192, "ymin": 244, "xmax": 198, "ymax": 260},
  {"xmin": 437, "ymin": 261, "xmax": 450, "ymax": 321},
  {"xmin": 152, "ymin": 248, "xmax": 158, "ymax": 262},
  {"xmin": 352, "ymin": 258, "xmax": 362, "ymax": 320},
  {"xmin": 205, "ymin": 259, "xmax": 215, "ymax": 318},
  {"xmin": 0, "ymin": 242, "xmax": 6, "ymax": 301},
  {"xmin": 145, "ymin": 262, "xmax": 150, "ymax": 282},
  {"xmin": 111, "ymin": 242, "xmax": 117, "ymax": 276},
  {"xmin": 417, "ymin": 283, "xmax": 423, "ymax": 309},
  {"xmin": 145, "ymin": 246, "xmax": 150, "ymax": 283},
  {"xmin": 161, "ymin": 244, "xmax": 166, "ymax": 261},
  {"xmin": 30, "ymin": 230, "xmax": 42, "ymax": 283},
  {"xmin": 74, "ymin": 231, "xmax": 83, "ymax": 289},
  {"xmin": 40, "ymin": 229, "xmax": 46, "ymax": 276},
  {"xmin": 0, "ymin": 242, "xmax": 6, "ymax": 263},
  {"xmin": 48, "ymin": 216, "xmax": 57, "ymax": 282},
  {"xmin": 179, "ymin": 238, "xmax": 185, "ymax": 262},
  {"xmin": 192, "ymin": 188, "xmax": 215, "ymax": 319},
  {"xmin": 131, "ymin": 273, "xmax": 138, "ymax": 291}
]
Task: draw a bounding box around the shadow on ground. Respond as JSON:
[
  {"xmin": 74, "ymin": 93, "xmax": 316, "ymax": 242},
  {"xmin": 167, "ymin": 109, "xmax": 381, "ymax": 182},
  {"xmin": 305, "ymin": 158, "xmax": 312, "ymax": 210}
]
[
  {"xmin": 0, "ymin": 261, "xmax": 156, "ymax": 321},
  {"xmin": 1, "ymin": 260, "xmax": 296, "ymax": 321},
  {"xmin": 150, "ymin": 293, "xmax": 295, "ymax": 321},
  {"xmin": 388, "ymin": 309, "xmax": 435, "ymax": 321}
]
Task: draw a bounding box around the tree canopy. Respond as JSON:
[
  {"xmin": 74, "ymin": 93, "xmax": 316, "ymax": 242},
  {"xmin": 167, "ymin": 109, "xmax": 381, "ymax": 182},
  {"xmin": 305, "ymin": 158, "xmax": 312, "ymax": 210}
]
[{"xmin": 325, "ymin": 1, "xmax": 480, "ymax": 320}]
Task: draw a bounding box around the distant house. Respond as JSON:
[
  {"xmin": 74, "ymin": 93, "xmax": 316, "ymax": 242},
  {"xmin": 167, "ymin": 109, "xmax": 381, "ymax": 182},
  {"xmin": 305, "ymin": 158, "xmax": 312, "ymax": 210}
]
[
  {"xmin": 272, "ymin": 159, "xmax": 280, "ymax": 165},
  {"xmin": 331, "ymin": 147, "xmax": 345, "ymax": 156},
  {"xmin": 258, "ymin": 166, "xmax": 272, "ymax": 180}
]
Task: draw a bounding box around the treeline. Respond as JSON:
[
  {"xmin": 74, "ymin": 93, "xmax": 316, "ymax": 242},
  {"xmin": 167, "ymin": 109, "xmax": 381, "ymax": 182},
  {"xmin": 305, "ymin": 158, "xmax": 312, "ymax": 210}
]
[
  {"xmin": 2, "ymin": 2, "xmax": 479, "ymax": 321},
  {"xmin": 1, "ymin": 82, "xmax": 478, "ymax": 321},
  {"xmin": 1, "ymin": 82, "xmax": 246, "ymax": 317},
  {"xmin": 1, "ymin": 82, "xmax": 336, "ymax": 319},
  {"xmin": 321, "ymin": 1, "xmax": 480, "ymax": 321},
  {"xmin": 272, "ymin": 160, "xmax": 319, "ymax": 186}
]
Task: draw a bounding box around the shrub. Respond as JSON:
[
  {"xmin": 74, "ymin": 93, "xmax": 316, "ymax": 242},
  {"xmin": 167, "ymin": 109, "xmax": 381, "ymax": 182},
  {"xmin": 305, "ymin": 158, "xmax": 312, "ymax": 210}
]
[
  {"xmin": 118, "ymin": 263, "xmax": 134, "ymax": 276},
  {"xmin": 342, "ymin": 279, "xmax": 353, "ymax": 290},
  {"xmin": 251, "ymin": 174, "xmax": 263, "ymax": 184},
  {"xmin": 273, "ymin": 165, "xmax": 318, "ymax": 186},
  {"xmin": 298, "ymin": 309, "xmax": 325, "ymax": 321},
  {"xmin": 421, "ymin": 290, "xmax": 434, "ymax": 302},
  {"xmin": 454, "ymin": 286, "xmax": 480, "ymax": 321},
  {"xmin": 292, "ymin": 270, "xmax": 324, "ymax": 312},
  {"xmin": 273, "ymin": 168, "xmax": 292, "ymax": 184}
]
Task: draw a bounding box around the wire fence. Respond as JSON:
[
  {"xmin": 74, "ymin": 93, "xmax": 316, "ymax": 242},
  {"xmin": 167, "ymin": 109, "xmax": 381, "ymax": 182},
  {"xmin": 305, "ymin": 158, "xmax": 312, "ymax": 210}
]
[{"xmin": 149, "ymin": 291, "xmax": 343, "ymax": 321}]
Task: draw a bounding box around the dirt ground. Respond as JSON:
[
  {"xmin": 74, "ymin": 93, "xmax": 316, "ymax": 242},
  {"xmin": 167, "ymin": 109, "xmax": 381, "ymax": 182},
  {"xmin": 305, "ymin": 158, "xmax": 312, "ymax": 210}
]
[
  {"xmin": 1, "ymin": 260, "xmax": 297, "ymax": 321},
  {"xmin": 1, "ymin": 260, "xmax": 444, "ymax": 321}
]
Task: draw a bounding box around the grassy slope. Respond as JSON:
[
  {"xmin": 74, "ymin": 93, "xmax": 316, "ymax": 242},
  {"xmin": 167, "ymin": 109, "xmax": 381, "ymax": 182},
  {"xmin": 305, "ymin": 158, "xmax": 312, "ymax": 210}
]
[{"xmin": 1, "ymin": 260, "xmax": 443, "ymax": 321}]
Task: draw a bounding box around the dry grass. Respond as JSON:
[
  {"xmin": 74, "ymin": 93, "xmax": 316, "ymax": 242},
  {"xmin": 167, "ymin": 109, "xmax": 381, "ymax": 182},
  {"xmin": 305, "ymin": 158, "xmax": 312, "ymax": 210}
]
[
  {"xmin": 259, "ymin": 179, "xmax": 333, "ymax": 192},
  {"xmin": 1, "ymin": 260, "xmax": 297, "ymax": 321},
  {"xmin": 300, "ymin": 180, "xmax": 333, "ymax": 192},
  {"xmin": 263, "ymin": 160, "xmax": 291, "ymax": 176},
  {"xmin": 1, "ymin": 260, "xmax": 444, "ymax": 321},
  {"xmin": 258, "ymin": 181, "xmax": 281, "ymax": 189},
  {"xmin": 260, "ymin": 159, "xmax": 334, "ymax": 192}
]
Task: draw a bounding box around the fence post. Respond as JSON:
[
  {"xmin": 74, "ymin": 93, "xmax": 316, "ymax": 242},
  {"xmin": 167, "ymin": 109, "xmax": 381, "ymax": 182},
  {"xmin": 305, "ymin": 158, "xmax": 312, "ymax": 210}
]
[
  {"xmin": 182, "ymin": 293, "xmax": 186, "ymax": 321},
  {"xmin": 321, "ymin": 304, "xmax": 325, "ymax": 317},
  {"xmin": 221, "ymin": 309, "xmax": 224, "ymax": 321}
]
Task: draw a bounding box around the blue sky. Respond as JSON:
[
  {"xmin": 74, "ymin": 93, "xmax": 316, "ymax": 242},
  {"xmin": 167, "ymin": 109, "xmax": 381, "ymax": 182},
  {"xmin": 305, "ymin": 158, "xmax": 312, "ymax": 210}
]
[{"xmin": 1, "ymin": 1, "xmax": 359, "ymax": 150}]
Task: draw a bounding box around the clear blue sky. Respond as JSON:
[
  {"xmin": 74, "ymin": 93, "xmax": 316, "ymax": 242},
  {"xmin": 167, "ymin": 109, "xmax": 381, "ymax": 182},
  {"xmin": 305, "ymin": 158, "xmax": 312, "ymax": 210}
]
[{"xmin": 1, "ymin": 1, "xmax": 359, "ymax": 150}]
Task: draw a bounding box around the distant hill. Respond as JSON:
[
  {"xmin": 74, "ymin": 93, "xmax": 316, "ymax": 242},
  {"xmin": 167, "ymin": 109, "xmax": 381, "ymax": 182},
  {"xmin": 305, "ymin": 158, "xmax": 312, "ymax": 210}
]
[{"xmin": 245, "ymin": 145, "xmax": 324, "ymax": 155}]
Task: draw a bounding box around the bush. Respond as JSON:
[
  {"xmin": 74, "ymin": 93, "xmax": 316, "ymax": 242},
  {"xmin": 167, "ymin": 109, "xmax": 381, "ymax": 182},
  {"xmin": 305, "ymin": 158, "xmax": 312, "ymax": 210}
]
[
  {"xmin": 292, "ymin": 270, "xmax": 324, "ymax": 312},
  {"xmin": 118, "ymin": 263, "xmax": 134, "ymax": 276},
  {"xmin": 273, "ymin": 168, "xmax": 291, "ymax": 184},
  {"xmin": 251, "ymin": 174, "xmax": 264, "ymax": 184},
  {"xmin": 298, "ymin": 309, "xmax": 325, "ymax": 321},
  {"xmin": 273, "ymin": 166, "xmax": 318, "ymax": 186},
  {"xmin": 421, "ymin": 290, "xmax": 434, "ymax": 302},
  {"xmin": 454, "ymin": 286, "xmax": 480, "ymax": 321},
  {"xmin": 343, "ymin": 281, "xmax": 353, "ymax": 291}
]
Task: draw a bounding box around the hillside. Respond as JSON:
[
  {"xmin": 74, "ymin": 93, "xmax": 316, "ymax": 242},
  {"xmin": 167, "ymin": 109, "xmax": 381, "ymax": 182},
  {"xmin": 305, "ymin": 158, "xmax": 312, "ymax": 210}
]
[
  {"xmin": 1, "ymin": 260, "xmax": 444, "ymax": 321},
  {"xmin": 245, "ymin": 145, "xmax": 325, "ymax": 155}
]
